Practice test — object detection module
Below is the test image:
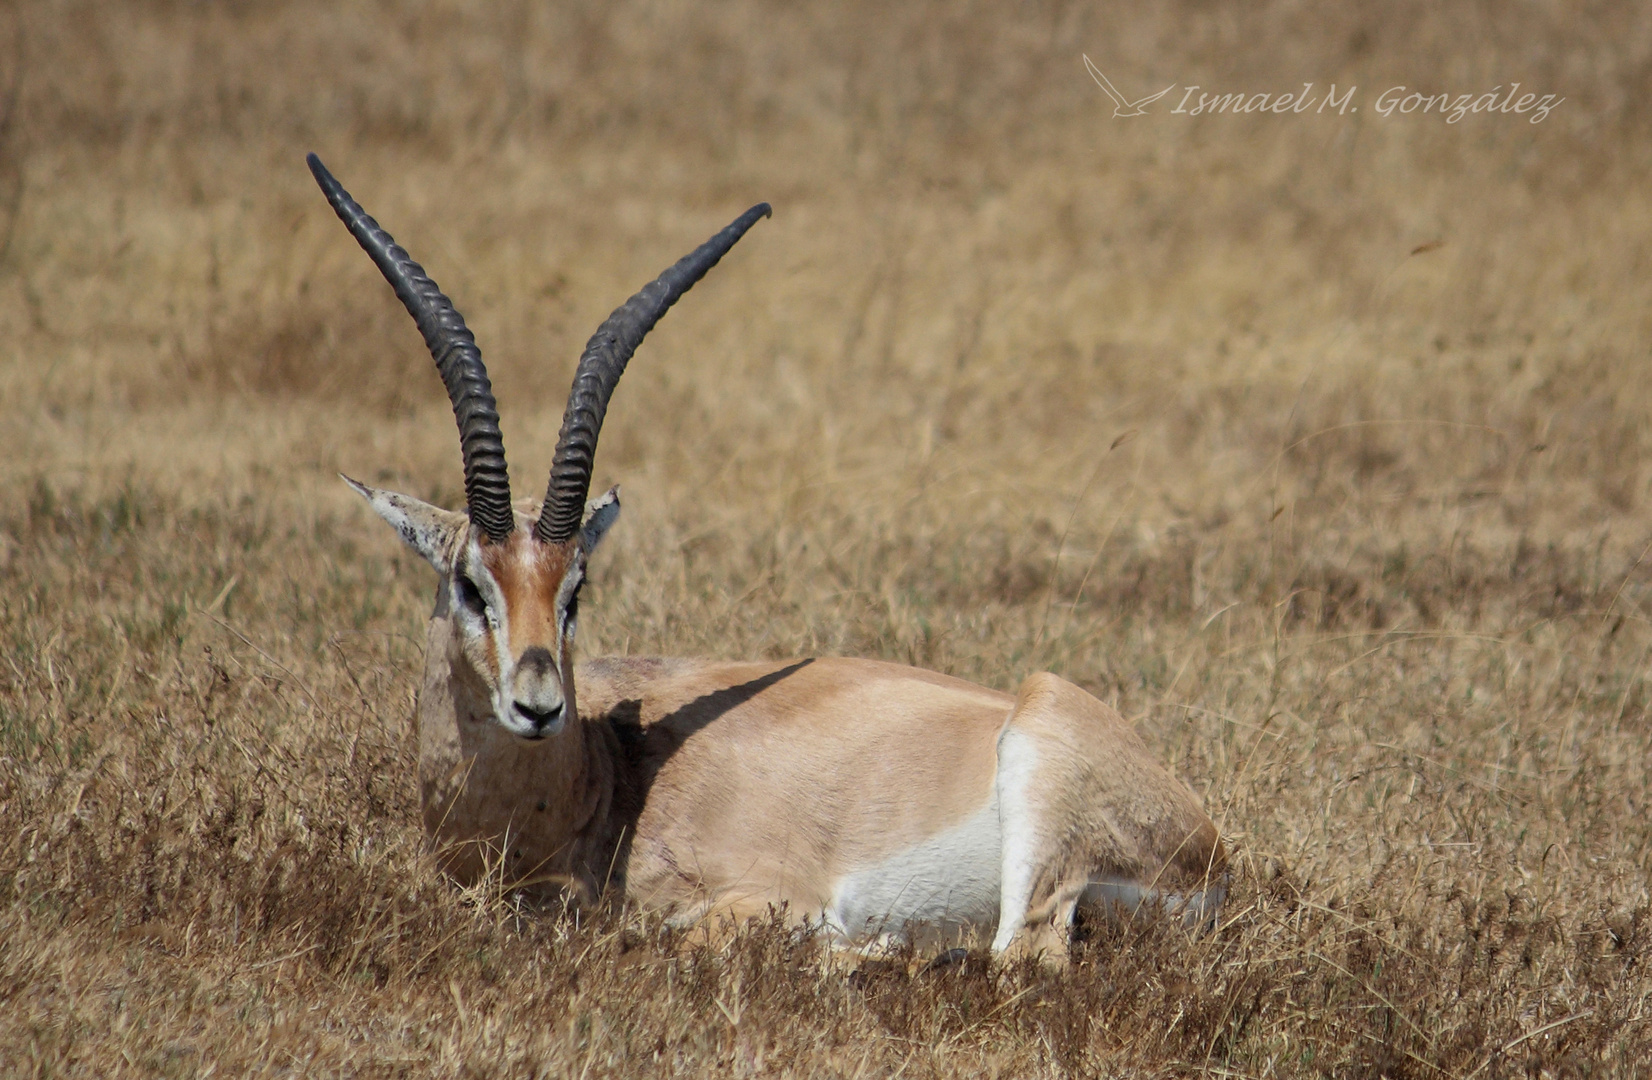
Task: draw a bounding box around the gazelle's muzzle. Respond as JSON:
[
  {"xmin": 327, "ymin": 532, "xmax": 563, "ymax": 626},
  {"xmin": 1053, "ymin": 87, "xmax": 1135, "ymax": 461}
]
[{"xmin": 508, "ymin": 645, "xmax": 566, "ymax": 738}]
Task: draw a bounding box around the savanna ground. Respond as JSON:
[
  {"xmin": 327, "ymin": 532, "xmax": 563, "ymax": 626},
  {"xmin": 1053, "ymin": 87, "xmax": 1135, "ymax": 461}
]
[{"xmin": 2, "ymin": 1, "xmax": 1650, "ymax": 1075}]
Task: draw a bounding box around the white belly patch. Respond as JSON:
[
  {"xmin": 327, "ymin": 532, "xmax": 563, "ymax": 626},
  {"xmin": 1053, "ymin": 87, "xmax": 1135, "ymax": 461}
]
[{"xmin": 824, "ymin": 790, "xmax": 1002, "ymax": 944}]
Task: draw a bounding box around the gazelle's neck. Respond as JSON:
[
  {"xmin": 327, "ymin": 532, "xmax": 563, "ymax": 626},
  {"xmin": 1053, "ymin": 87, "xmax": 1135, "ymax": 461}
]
[{"xmin": 416, "ymin": 606, "xmax": 609, "ymax": 894}]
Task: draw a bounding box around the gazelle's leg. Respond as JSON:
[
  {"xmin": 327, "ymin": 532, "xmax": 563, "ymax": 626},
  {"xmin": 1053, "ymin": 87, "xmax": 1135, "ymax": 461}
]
[
  {"xmin": 1078, "ymin": 876, "xmax": 1227, "ymax": 932},
  {"xmin": 990, "ymin": 672, "xmax": 1227, "ymax": 963},
  {"xmin": 991, "ymin": 724, "xmax": 1086, "ymax": 964}
]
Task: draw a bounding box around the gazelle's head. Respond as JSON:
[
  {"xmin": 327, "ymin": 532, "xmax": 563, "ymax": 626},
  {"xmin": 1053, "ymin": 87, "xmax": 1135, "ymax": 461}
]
[{"xmin": 309, "ymin": 153, "xmax": 768, "ymax": 740}]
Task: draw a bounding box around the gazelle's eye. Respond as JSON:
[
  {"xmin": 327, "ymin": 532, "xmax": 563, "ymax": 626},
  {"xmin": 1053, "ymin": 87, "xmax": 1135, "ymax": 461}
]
[
  {"xmin": 563, "ymin": 580, "xmax": 583, "ymax": 627},
  {"xmin": 455, "ymin": 574, "xmax": 487, "ymax": 617}
]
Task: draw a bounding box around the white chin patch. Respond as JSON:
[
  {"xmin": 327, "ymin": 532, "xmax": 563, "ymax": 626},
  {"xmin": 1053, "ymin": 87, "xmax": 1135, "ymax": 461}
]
[
  {"xmin": 499, "ymin": 713, "xmax": 564, "ymax": 740},
  {"xmin": 498, "ymin": 715, "xmax": 542, "ymax": 739}
]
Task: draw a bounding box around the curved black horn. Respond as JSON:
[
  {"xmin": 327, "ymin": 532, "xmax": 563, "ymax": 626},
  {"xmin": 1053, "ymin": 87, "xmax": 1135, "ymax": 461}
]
[
  {"xmin": 536, "ymin": 203, "xmax": 771, "ymax": 544},
  {"xmin": 307, "ymin": 153, "xmax": 515, "ymax": 544}
]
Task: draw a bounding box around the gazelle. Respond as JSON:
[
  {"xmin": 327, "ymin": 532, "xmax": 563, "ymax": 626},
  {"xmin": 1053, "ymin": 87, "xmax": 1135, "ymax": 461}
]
[{"xmin": 310, "ymin": 153, "xmax": 1226, "ymax": 960}]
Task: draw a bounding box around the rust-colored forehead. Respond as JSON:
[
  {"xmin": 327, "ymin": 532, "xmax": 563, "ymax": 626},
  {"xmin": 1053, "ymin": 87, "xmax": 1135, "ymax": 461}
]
[{"xmin": 479, "ymin": 533, "xmax": 578, "ymax": 641}]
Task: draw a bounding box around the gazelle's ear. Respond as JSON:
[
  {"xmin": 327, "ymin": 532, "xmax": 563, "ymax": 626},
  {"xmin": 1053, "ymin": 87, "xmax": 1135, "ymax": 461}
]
[
  {"xmin": 342, "ymin": 475, "xmax": 467, "ymax": 574},
  {"xmin": 578, "ymin": 486, "xmax": 621, "ymax": 556}
]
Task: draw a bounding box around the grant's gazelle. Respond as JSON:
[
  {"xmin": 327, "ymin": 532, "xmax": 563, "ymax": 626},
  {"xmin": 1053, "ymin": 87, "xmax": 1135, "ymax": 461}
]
[{"xmin": 310, "ymin": 154, "xmax": 1226, "ymax": 960}]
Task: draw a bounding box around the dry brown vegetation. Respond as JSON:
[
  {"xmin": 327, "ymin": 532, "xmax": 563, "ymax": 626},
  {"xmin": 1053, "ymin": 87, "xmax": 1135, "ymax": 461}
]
[{"xmin": 3, "ymin": 0, "xmax": 1651, "ymax": 1075}]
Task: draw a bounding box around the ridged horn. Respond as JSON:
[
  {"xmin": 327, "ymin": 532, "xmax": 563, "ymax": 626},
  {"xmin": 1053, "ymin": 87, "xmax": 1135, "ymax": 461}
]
[
  {"xmin": 536, "ymin": 203, "xmax": 771, "ymax": 545},
  {"xmin": 307, "ymin": 153, "xmax": 515, "ymax": 544}
]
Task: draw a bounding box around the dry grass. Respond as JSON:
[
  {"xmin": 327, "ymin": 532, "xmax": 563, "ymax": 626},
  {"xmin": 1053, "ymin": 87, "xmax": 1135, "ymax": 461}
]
[{"xmin": 2, "ymin": 0, "xmax": 1651, "ymax": 1075}]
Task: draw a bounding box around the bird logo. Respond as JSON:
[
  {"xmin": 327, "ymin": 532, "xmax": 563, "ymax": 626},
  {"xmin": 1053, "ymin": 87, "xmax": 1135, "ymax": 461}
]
[{"xmin": 1084, "ymin": 55, "xmax": 1175, "ymax": 117}]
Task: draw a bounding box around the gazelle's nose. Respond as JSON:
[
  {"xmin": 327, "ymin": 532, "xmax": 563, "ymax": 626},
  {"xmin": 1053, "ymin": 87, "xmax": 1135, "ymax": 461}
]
[
  {"xmin": 512, "ymin": 646, "xmax": 565, "ymax": 737},
  {"xmin": 513, "ymin": 700, "xmax": 564, "ymax": 736}
]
